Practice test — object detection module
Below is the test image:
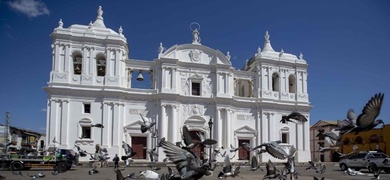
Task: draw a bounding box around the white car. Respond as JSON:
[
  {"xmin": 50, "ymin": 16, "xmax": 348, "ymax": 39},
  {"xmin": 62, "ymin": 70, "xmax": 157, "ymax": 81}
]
[{"xmin": 339, "ymin": 151, "xmax": 390, "ymax": 173}]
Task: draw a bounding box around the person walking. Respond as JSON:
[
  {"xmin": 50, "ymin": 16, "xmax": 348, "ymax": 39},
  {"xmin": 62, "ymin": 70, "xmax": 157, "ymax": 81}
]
[{"xmin": 113, "ymin": 154, "xmax": 119, "ymax": 169}]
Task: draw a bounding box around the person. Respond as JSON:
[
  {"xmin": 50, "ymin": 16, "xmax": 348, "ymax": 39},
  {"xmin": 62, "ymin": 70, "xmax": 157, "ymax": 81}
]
[{"xmin": 113, "ymin": 154, "xmax": 119, "ymax": 169}]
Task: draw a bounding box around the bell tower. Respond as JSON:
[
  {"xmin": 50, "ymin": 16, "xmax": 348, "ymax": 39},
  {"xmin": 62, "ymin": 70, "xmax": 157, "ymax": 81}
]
[{"xmin": 49, "ymin": 6, "xmax": 129, "ymax": 87}]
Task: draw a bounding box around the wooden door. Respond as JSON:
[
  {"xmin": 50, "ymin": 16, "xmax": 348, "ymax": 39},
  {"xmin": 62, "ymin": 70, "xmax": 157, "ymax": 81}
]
[
  {"xmin": 131, "ymin": 137, "xmax": 146, "ymax": 159},
  {"xmin": 189, "ymin": 131, "xmax": 204, "ymax": 160},
  {"xmin": 238, "ymin": 139, "xmax": 250, "ymax": 160}
]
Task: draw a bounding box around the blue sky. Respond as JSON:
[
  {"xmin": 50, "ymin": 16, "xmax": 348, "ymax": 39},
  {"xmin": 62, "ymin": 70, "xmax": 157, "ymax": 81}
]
[{"xmin": 0, "ymin": 0, "xmax": 389, "ymax": 134}]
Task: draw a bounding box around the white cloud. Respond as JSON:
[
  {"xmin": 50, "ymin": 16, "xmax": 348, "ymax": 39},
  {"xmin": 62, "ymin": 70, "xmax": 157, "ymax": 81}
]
[
  {"xmin": 7, "ymin": 0, "xmax": 50, "ymax": 18},
  {"xmin": 40, "ymin": 108, "xmax": 47, "ymax": 112}
]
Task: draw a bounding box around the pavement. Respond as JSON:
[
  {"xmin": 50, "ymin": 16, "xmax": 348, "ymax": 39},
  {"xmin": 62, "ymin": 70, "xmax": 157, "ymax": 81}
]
[{"xmin": 0, "ymin": 162, "xmax": 389, "ymax": 180}]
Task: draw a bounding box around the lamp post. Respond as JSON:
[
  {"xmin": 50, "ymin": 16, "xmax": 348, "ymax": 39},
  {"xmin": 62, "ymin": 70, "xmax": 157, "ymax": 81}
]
[{"xmin": 208, "ymin": 118, "xmax": 213, "ymax": 167}]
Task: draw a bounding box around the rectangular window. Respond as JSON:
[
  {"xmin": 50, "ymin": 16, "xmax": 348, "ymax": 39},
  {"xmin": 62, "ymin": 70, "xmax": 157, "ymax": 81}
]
[
  {"xmin": 192, "ymin": 82, "xmax": 200, "ymax": 96},
  {"xmin": 282, "ymin": 133, "xmax": 289, "ymax": 143},
  {"xmin": 81, "ymin": 126, "xmax": 91, "ymax": 139},
  {"xmin": 84, "ymin": 103, "xmax": 91, "ymax": 114}
]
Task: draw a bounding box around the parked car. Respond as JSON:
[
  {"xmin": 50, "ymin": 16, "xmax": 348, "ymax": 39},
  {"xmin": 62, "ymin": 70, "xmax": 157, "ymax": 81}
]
[{"xmin": 339, "ymin": 151, "xmax": 390, "ymax": 173}]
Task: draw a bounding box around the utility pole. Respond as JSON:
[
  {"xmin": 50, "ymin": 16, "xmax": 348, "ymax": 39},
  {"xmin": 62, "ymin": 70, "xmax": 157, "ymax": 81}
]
[{"xmin": 4, "ymin": 112, "xmax": 10, "ymax": 142}]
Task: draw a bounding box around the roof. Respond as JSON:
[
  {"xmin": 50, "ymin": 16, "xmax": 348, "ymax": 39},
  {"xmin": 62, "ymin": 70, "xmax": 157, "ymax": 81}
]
[
  {"xmin": 0, "ymin": 124, "xmax": 45, "ymax": 136},
  {"xmin": 310, "ymin": 120, "xmax": 339, "ymax": 128}
]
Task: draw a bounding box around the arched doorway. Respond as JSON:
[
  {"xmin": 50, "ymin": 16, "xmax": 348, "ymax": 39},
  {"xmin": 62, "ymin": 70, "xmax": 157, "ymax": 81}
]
[{"xmin": 189, "ymin": 130, "xmax": 205, "ymax": 160}]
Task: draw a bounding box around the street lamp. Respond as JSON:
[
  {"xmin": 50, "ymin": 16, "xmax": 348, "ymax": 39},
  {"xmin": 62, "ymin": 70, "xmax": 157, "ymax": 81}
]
[{"xmin": 208, "ymin": 118, "xmax": 213, "ymax": 167}]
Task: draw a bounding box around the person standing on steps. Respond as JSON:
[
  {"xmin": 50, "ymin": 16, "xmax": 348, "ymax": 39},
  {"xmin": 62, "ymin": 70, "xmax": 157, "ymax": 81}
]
[{"xmin": 113, "ymin": 154, "xmax": 119, "ymax": 169}]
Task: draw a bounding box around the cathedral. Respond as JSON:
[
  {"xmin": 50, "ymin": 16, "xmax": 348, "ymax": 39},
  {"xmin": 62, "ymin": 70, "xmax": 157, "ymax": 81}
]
[{"xmin": 45, "ymin": 6, "xmax": 312, "ymax": 163}]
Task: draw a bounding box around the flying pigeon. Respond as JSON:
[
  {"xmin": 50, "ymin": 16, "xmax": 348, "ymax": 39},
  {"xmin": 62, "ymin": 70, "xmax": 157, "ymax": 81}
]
[
  {"xmin": 306, "ymin": 161, "xmax": 317, "ymax": 171},
  {"xmin": 241, "ymin": 142, "xmax": 253, "ymax": 152},
  {"xmin": 140, "ymin": 113, "xmax": 156, "ymax": 133},
  {"xmin": 253, "ymin": 140, "xmax": 295, "ymax": 160},
  {"xmin": 122, "ymin": 141, "xmax": 137, "ymax": 159},
  {"xmin": 229, "ymin": 144, "xmax": 240, "ymax": 153},
  {"xmin": 160, "ymin": 138, "xmax": 211, "ymax": 180},
  {"xmin": 196, "ymin": 132, "xmax": 217, "ymax": 147},
  {"xmin": 349, "ymin": 93, "xmax": 385, "ymax": 134},
  {"xmin": 74, "ymin": 144, "xmax": 88, "ymax": 157},
  {"xmin": 280, "ymin": 111, "xmax": 307, "ymax": 124},
  {"xmin": 91, "ymin": 123, "xmax": 104, "ymax": 128},
  {"xmin": 181, "ymin": 125, "xmax": 196, "ymax": 149}
]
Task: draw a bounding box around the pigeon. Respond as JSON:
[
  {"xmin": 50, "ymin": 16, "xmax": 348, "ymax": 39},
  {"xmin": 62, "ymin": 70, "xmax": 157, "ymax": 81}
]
[
  {"xmin": 126, "ymin": 172, "xmax": 137, "ymax": 179},
  {"xmin": 12, "ymin": 171, "xmax": 23, "ymax": 176},
  {"xmin": 147, "ymin": 147, "xmax": 159, "ymax": 163},
  {"xmin": 162, "ymin": 166, "xmax": 181, "ymax": 180},
  {"xmin": 140, "ymin": 113, "xmax": 156, "ymax": 133},
  {"xmin": 316, "ymin": 164, "xmax": 326, "ymax": 174},
  {"xmin": 281, "ymin": 147, "xmax": 298, "ymax": 179},
  {"xmin": 229, "ymin": 144, "xmax": 240, "ymax": 153},
  {"xmin": 349, "ymin": 93, "xmax": 385, "ymax": 134},
  {"xmin": 344, "ymin": 167, "xmax": 366, "ymax": 176},
  {"xmin": 250, "ymin": 155, "xmax": 263, "ymax": 171},
  {"xmin": 196, "ymin": 132, "xmax": 217, "ymax": 147},
  {"xmin": 218, "ymin": 155, "xmax": 241, "ymax": 179},
  {"xmin": 91, "ymin": 123, "xmax": 104, "ymax": 128},
  {"xmin": 313, "ymin": 177, "xmax": 325, "ymax": 180},
  {"xmin": 138, "ymin": 170, "xmax": 160, "ymax": 180},
  {"xmin": 122, "ymin": 141, "xmax": 137, "ymax": 159},
  {"xmin": 160, "ymin": 138, "xmax": 211, "ymax": 180},
  {"xmin": 0, "ymin": 175, "xmax": 5, "ymax": 180},
  {"xmin": 51, "ymin": 170, "xmax": 59, "ymax": 175},
  {"xmin": 280, "ymin": 112, "xmax": 307, "ymax": 124},
  {"xmin": 74, "ymin": 144, "xmax": 88, "ymax": 157},
  {"xmin": 181, "ymin": 125, "xmax": 196, "ymax": 148},
  {"xmin": 27, "ymin": 174, "xmax": 37, "ymax": 179},
  {"xmin": 52, "ymin": 137, "xmax": 59, "ymax": 144},
  {"xmin": 114, "ymin": 169, "xmax": 134, "ymax": 180},
  {"xmin": 241, "ymin": 142, "xmax": 253, "ymax": 152},
  {"xmin": 37, "ymin": 173, "xmax": 45, "ymax": 178},
  {"xmin": 322, "ymin": 129, "xmax": 343, "ymax": 147},
  {"xmin": 263, "ymin": 159, "xmax": 280, "ymax": 179},
  {"xmin": 88, "ymin": 166, "xmax": 99, "ymax": 175},
  {"xmin": 253, "ymin": 140, "xmax": 295, "ymax": 160},
  {"xmin": 306, "ymin": 161, "xmax": 317, "ymax": 171}
]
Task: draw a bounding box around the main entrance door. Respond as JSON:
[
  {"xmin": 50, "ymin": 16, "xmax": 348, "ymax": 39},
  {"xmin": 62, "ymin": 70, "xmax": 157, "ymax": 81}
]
[
  {"xmin": 238, "ymin": 139, "xmax": 250, "ymax": 160},
  {"xmin": 131, "ymin": 136, "xmax": 146, "ymax": 159},
  {"xmin": 189, "ymin": 130, "xmax": 205, "ymax": 160}
]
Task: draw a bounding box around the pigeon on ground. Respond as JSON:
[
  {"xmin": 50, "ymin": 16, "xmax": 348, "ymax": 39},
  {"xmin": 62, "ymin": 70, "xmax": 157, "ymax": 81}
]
[
  {"xmin": 306, "ymin": 161, "xmax": 317, "ymax": 171},
  {"xmin": 349, "ymin": 93, "xmax": 385, "ymax": 134},
  {"xmin": 138, "ymin": 170, "xmax": 160, "ymax": 179},
  {"xmin": 218, "ymin": 155, "xmax": 241, "ymax": 179},
  {"xmin": 344, "ymin": 168, "xmax": 366, "ymax": 176},
  {"xmin": 160, "ymin": 138, "xmax": 211, "ymax": 180},
  {"xmin": 88, "ymin": 166, "xmax": 99, "ymax": 175},
  {"xmin": 263, "ymin": 159, "xmax": 281, "ymax": 179},
  {"xmin": 250, "ymin": 155, "xmax": 263, "ymax": 171},
  {"xmin": 316, "ymin": 164, "xmax": 326, "ymax": 174},
  {"xmin": 280, "ymin": 112, "xmax": 307, "ymax": 124},
  {"xmin": 313, "ymin": 177, "xmax": 325, "ymax": 180},
  {"xmin": 0, "ymin": 175, "xmax": 5, "ymax": 180},
  {"xmin": 12, "ymin": 171, "xmax": 23, "ymax": 176},
  {"xmin": 140, "ymin": 113, "xmax": 156, "ymax": 133}
]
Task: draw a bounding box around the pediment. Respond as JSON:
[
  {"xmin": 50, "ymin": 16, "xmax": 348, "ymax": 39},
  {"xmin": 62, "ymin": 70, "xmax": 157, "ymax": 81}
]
[
  {"xmin": 184, "ymin": 115, "xmax": 207, "ymax": 128},
  {"xmin": 161, "ymin": 44, "xmax": 231, "ymax": 65},
  {"xmin": 234, "ymin": 125, "xmax": 256, "ymax": 134}
]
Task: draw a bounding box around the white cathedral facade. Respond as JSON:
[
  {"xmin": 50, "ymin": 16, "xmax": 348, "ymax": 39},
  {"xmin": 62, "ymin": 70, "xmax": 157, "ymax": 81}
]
[{"xmin": 45, "ymin": 6, "xmax": 312, "ymax": 163}]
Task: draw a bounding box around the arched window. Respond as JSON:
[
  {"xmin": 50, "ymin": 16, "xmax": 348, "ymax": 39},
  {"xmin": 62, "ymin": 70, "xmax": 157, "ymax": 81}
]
[
  {"xmin": 272, "ymin": 72, "xmax": 279, "ymax": 91},
  {"xmin": 72, "ymin": 51, "xmax": 82, "ymax": 75},
  {"xmin": 288, "ymin": 74, "xmax": 296, "ymax": 93},
  {"xmin": 355, "ymin": 136, "xmax": 363, "ymax": 144},
  {"xmin": 370, "ymin": 134, "xmax": 378, "ymax": 144},
  {"xmin": 96, "ymin": 53, "xmax": 106, "ymax": 76}
]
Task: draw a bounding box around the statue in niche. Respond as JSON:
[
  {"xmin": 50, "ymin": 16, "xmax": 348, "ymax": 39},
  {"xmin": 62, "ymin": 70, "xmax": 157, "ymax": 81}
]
[{"xmin": 191, "ymin": 105, "xmax": 200, "ymax": 115}]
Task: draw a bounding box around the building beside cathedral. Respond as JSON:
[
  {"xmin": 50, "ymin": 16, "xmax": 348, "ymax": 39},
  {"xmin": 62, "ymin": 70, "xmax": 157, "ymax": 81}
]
[{"xmin": 45, "ymin": 6, "xmax": 312, "ymax": 163}]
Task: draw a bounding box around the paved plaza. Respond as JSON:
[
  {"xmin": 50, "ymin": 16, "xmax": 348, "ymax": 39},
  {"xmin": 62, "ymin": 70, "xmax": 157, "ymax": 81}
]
[{"xmin": 0, "ymin": 163, "xmax": 389, "ymax": 180}]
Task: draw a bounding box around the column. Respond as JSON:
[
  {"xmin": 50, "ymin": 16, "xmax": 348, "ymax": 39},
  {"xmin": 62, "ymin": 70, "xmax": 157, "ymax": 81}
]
[
  {"xmin": 256, "ymin": 112, "xmax": 261, "ymax": 146},
  {"xmin": 82, "ymin": 46, "xmax": 89, "ymax": 74},
  {"xmin": 115, "ymin": 49, "xmax": 121, "ymax": 76},
  {"xmin": 106, "ymin": 48, "xmax": 112, "ymax": 76},
  {"xmin": 172, "ymin": 68, "xmax": 177, "ymax": 90},
  {"xmin": 171, "ymin": 105, "xmax": 179, "ymax": 143},
  {"xmin": 226, "ymin": 109, "xmax": 232, "ymax": 147},
  {"xmin": 64, "ymin": 44, "xmax": 70, "ymax": 73},
  {"xmin": 102, "ymin": 102, "xmax": 112, "ymax": 146},
  {"xmin": 60, "ymin": 100, "xmax": 69, "ymax": 146},
  {"xmin": 159, "ymin": 105, "xmax": 168, "ymax": 140},
  {"xmin": 261, "ymin": 112, "xmax": 269, "ymax": 143},
  {"xmin": 89, "ymin": 47, "xmax": 95, "ymax": 74},
  {"xmin": 53, "ymin": 43, "xmax": 60, "ymax": 71},
  {"xmin": 110, "ymin": 103, "xmax": 121, "ymax": 147},
  {"xmin": 216, "ymin": 108, "xmax": 222, "ymax": 148},
  {"xmin": 49, "ymin": 99, "xmax": 59, "ymax": 146},
  {"xmin": 303, "ymin": 72, "xmax": 308, "ymax": 93},
  {"xmin": 297, "ymin": 71, "xmax": 303, "ymax": 93}
]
